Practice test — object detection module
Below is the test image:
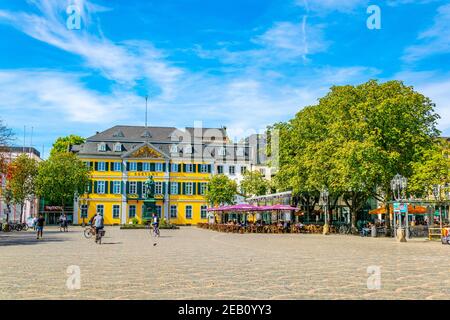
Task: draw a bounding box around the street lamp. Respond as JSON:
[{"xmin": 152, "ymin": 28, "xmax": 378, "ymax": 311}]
[
  {"xmin": 432, "ymin": 184, "xmax": 443, "ymax": 230},
  {"xmin": 320, "ymin": 187, "xmax": 329, "ymax": 235},
  {"xmin": 390, "ymin": 174, "xmax": 407, "ymax": 242}
]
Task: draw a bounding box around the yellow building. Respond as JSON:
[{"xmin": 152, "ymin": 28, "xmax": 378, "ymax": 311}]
[{"xmin": 71, "ymin": 125, "xmax": 254, "ymax": 225}]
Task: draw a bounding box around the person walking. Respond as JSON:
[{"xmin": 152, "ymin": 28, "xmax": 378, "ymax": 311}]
[{"xmin": 36, "ymin": 214, "xmax": 45, "ymax": 239}]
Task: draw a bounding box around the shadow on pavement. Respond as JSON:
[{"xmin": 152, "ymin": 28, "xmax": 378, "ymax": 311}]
[{"xmin": 0, "ymin": 231, "xmax": 69, "ymax": 247}]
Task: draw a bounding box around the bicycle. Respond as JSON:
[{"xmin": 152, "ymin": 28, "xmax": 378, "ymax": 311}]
[
  {"xmin": 95, "ymin": 228, "xmax": 105, "ymax": 244},
  {"xmin": 151, "ymin": 224, "xmax": 160, "ymax": 238},
  {"xmin": 84, "ymin": 225, "xmax": 95, "ymax": 239}
]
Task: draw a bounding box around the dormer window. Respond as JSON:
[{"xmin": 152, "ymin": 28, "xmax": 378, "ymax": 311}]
[
  {"xmin": 170, "ymin": 145, "xmax": 178, "ymax": 153},
  {"xmin": 98, "ymin": 143, "xmax": 106, "ymax": 152},
  {"xmin": 218, "ymin": 147, "xmax": 226, "ymax": 156},
  {"xmin": 112, "ymin": 130, "xmax": 124, "ymax": 138},
  {"xmin": 141, "ymin": 130, "xmax": 152, "ymax": 138},
  {"xmin": 184, "ymin": 145, "xmax": 193, "ymax": 154},
  {"xmin": 236, "ymin": 147, "xmax": 244, "ymax": 156},
  {"xmin": 114, "ymin": 143, "xmax": 122, "ymax": 152}
]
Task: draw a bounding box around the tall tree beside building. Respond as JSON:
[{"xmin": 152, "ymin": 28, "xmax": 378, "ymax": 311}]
[
  {"xmin": 6, "ymin": 154, "xmax": 38, "ymax": 222},
  {"xmin": 35, "ymin": 152, "xmax": 90, "ymax": 214},
  {"xmin": 240, "ymin": 171, "xmax": 268, "ymax": 197},
  {"xmin": 50, "ymin": 135, "xmax": 85, "ymax": 156},
  {"xmin": 205, "ymin": 174, "xmax": 237, "ymax": 207}
]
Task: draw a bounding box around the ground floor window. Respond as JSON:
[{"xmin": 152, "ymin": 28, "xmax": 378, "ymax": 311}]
[
  {"xmin": 112, "ymin": 205, "xmax": 120, "ymax": 219},
  {"xmin": 170, "ymin": 205, "xmax": 177, "ymax": 218},
  {"xmin": 156, "ymin": 205, "xmax": 162, "ymax": 218},
  {"xmin": 129, "ymin": 205, "xmax": 136, "ymax": 218},
  {"xmin": 201, "ymin": 205, "xmax": 207, "ymax": 219},
  {"xmin": 80, "ymin": 204, "xmax": 88, "ymax": 218},
  {"xmin": 185, "ymin": 205, "xmax": 192, "ymax": 219},
  {"xmin": 96, "ymin": 204, "xmax": 104, "ymax": 216}
]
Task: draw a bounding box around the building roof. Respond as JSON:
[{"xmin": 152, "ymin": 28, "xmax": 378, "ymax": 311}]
[{"xmin": 0, "ymin": 146, "xmax": 41, "ymax": 158}]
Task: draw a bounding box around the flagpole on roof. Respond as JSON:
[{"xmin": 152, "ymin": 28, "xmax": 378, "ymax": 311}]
[{"xmin": 145, "ymin": 95, "xmax": 148, "ymax": 128}]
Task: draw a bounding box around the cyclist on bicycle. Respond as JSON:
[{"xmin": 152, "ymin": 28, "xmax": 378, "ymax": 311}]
[
  {"xmin": 152, "ymin": 213, "xmax": 159, "ymax": 235},
  {"xmin": 93, "ymin": 212, "xmax": 104, "ymax": 243}
]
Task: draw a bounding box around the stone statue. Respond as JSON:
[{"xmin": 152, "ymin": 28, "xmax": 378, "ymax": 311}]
[{"xmin": 143, "ymin": 176, "xmax": 155, "ymax": 199}]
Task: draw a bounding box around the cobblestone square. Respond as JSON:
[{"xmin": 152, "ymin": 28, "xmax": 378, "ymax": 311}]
[{"xmin": 1, "ymin": 226, "xmax": 450, "ymax": 300}]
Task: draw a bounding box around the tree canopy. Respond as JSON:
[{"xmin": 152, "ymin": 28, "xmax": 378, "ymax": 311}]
[
  {"xmin": 50, "ymin": 135, "xmax": 85, "ymax": 156},
  {"xmin": 35, "ymin": 152, "xmax": 91, "ymax": 210},
  {"xmin": 205, "ymin": 174, "xmax": 237, "ymax": 207},
  {"xmin": 240, "ymin": 170, "xmax": 268, "ymax": 197},
  {"xmin": 273, "ymin": 80, "xmax": 441, "ymax": 230}
]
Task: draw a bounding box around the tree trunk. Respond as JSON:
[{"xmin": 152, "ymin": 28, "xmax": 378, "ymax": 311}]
[
  {"xmin": 384, "ymin": 201, "xmax": 391, "ymax": 237},
  {"xmin": 20, "ymin": 202, "xmax": 24, "ymax": 223}
]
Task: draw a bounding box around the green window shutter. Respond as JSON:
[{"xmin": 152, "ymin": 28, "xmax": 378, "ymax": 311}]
[
  {"xmin": 109, "ymin": 181, "xmax": 113, "ymax": 194},
  {"xmin": 137, "ymin": 162, "xmax": 143, "ymax": 172},
  {"xmin": 182, "ymin": 164, "xmax": 186, "ymax": 172},
  {"xmin": 106, "ymin": 162, "xmax": 110, "ymax": 171},
  {"xmin": 168, "ymin": 182, "xmax": 171, "ymax": 195},
  {"xmin": 150, "ymin": 163, "xmax": 155, "ymax": 171},
  {"xmin": 137, "ymin": 181, "xmax": 142, "ymax": 198},
  {"xmin": 126, "ymin": 162, "xmax": 130, "ymax": 171},
  {"xmin": 94, "ymin": 181, "xmax": 98, "ymax": 193},
  {"xmin": 87, "ymin": 180, "xmax": 92, "ymax": 194},
  {"xmin": 105, "ymin": 181, "xmax": 109, "ymax": 194},
  {"xmin": 193, "ymin": 182, "xmax": 197, "ymax": 195},
  {"xmin": 178, "ymin": 182, "xmax": 182, "ymax": 195},
  {"xmin": 126, "ymin": 181, "xmax": 129, "ymax": 194},
  {"xmin": 163, "ymin": 182, "xmax": 166, "ymax": 195},
  {"xmin": 182, "ymin": 182, "xmax": 186, "ymax": 195},
  {"xmin": 168, "ymin": 163, "xmax": 171, "ymax": 172},
  {"xmin": 208, "ymin": 164, "xmax": 212, "ymax": 173},
  {"xmin": 194, "ymin": 164, "xmax": 198, "ymax": 173},
  {"xmin": 163, "ymin": 163, "xmax": 166, "ymax": 172},
  {"xmin": 121, "ymin": 181, "xmax": 124, "ymax": 194},
  {"xmin": 94, "ymin": 162, "xmax": 98, "ymax": 171}
]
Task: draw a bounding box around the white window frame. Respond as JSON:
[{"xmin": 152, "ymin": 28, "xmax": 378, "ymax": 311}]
[
  {"xmin": 114, "ymin": 143, "xmax": 122, "ymax": 152},
  {"xmin": 184, "ymin": 145, "xmax": 193, "ymax": 154},
  {"xmin": 113, "ymin": 162, "xmax": 121, "ymax": 172},
  {"xmin": 98, "ymin": 143, "xmax": 106, "ymax": 152},
  {"xmin": 97, "ymin": 161, "xmax": 106, "ymax": 171},
  {"xmin": 97, "ymin": 181, "xmax": 106, "ymax": 194},
  {"xmin": 80, "ymin": 204, "xmax": 88, "ymax": 218},
  {"xmin": 229, "ymin": 165, "xmax": 235, "ymax": 175},
  {"xmin": 129, "ymin": 162, "xmax": 137, "ymax": 171},
  {"xmin": 155, "ymin": 181, "xmax": 163, "ymax": 195},
  {"xmin": 155, "ymin": 163, "xmax": 163, "ymax": 172},
  {"xmin": 171, "ymin": 163, "xmax": 179, "ymax": 172},
  {"xmin": 240, "ymin": 166, "xmax": 247, "ymax": 175},
  {"xmin": 200, "ymin": 182, "xmax": 207, "ymax": 195},
  {"xmin": 129, "ymin": 205, "xmax": 136, "ymax": 218},
  {"xmin": 185, "ymin": 164, "xmax": 194, "ymax": 173},
  {"xmin": 112, "ymin": 205, "xmax": 120, "ymax": 218},
  {"xmin": 185, "ymin": 205, "xmax": 192, "ymax": 219},
  {"xmin": 199, "ymin": 164, "xmax": 208, "ymax": 173},
  {"xmin": 113, "ymin": 181, "xmax": 121, "ymax": 194},
  {"xmin": 170, "ymin": 205, "xmax": 177, "ymax": 218},
  {"xmin": 201, "ymin": 205, "xmax": 207, "ymax": 219},
  {"xmin": 96, "ymin": 204, "xmax": 104, "ymax": 216},
  {"xmin": 218, "ymin": 147, "xmax": 226, "ymax": 156},
  {"xmin": 185, "ymin": 182, "xmax": 193, "ymax": 195},
  {"xmin": 170, "ymin": 182, "xmax": 178, "ymax": 195},
  {"xmin": 129, "ymin": 181, "xmax": 137, "ymax": 194},
  {"xmin": 217, "ymin": 165, "xmax": 223, "ymax": 174},
  {"xmin": 143, "ymin": 162, "xmax": 150, "ymax": 172},
  {"xmin": 170, "ymin": 145, "xmax": 178, "ymax": 153}
]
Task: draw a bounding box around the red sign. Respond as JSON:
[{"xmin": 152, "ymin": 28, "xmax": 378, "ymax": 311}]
[{"xmin": 44, "ymin": 206, "xmax": 63, "ymax": 211}]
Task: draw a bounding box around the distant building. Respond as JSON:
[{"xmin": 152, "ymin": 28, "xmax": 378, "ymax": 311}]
[{"xmin": 0, "ymin": 146, "xmax": 42, "ymax": 222}]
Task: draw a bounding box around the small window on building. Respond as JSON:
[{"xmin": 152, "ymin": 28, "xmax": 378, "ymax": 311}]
[
  {"xmin": 113, "ymin": 205, "xmax": 120, "ymax": 219},
  {"xmin": 170, "ymin": 182, "xmax": 178, "ymax": 195},
  {"xmin": 155, "ymin": 181, "xmax": 163, "ymax": 195},
  {"xmin": 240, "ymin": 166, "xmax": 247, "ymax": 175},
  {"xmin": 129, "ymin": 205, "xmax": 136, "ymax": 218},
  {"xmin": 97, "ymin": 181, "xmax": 106, "ymax": 194},
  {"xmin": 113, "ymin": 162, "xmax": 121, "ymax": 172},
  {"xmin": 170, "ymin": 205, "xmax": 177, "ymax": 218},
  {"xmin": 96, "ymin": 204, "xmax": 104, "ymax": 216},
  {"xmin": 98, "ymin": 143, "xmax": 107, "ymax": 152},
  {"xmin": 184, "ymin": 145, "xmax": 193, "ymax": 154},
  {"xmin": 155, "ymin": 163, "xmax": 163, "ymax": 172},
  {"xmin": 114, "ymin": 143, "xmax": 122, "ymax": 152},
  {"xmin": 113, "ymin": 181, "xmax": 121, "ymax": 194},
  {"xmin": 201, "ymin": 205, "xmax": 207, "ymax": 219},
  {"xmin": 217, "ymin": 165, "xmax": 223, "ymax": 174},
  {"xmin": 185, "ymin": 182, "xmax": 193, "ymax": 195},
  {"xmin": 143, "ymin": 162, "xmax": 150, "ymax": 172},
  {"xmin": 185, "ymin": 164, "xmax": 194, "ymax": 173},
  {"xmin": 129, "ymin": 162, "xmax": 137, "ymax": 171},
  {"xmin": 199, "ymin": 164, "xmax": 208, "ymax": 173},
  {"xmin": 185, "ymin": 205, "xmax": 192, "ymax": 219},
  {"xmin": 129, "ymin": 181, "xmax": 137, "ymax": 194},
  {"xmin": 97, "ymin": 161, "xmax": 106, "ymax": 171},
  {"xmin": 171, "ymin": 163, "xmax": 179, "ymax": 172},
  {"xmin": 199, "ymin": 182, "xmax": 207, "ymax": 195},
  {"xmin": 80, "ymin": 204, "xmax": 88, "ymax": 218},
  {"xmin": 170, "ymin": 145, "xmax": 178, "ymax": 153},
  {"xmin": 229, "ymin": 166, "xmax": 235, "ymax": 175},
  {"xmin": 218, "ymin": 147, "xmax": 226, "ymax": 156}
]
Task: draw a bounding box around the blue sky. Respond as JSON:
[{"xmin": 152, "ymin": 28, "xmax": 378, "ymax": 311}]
[{"xmin": 0, "ymin": 0, "xmax": 449, "ymax": 158}]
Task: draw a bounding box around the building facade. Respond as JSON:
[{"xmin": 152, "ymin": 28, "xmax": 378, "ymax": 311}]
[
  {"xmin": 71, "ymin": 125, "xmax": 267, "ymax": 225},
  {"xmin": 0, "ymin": 147, "xmax": 42, "ymax": 223}
]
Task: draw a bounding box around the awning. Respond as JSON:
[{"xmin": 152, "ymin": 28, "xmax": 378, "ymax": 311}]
[{"xmin": 369, "ymin": 204, "xmax": 428, "ymax": 215}]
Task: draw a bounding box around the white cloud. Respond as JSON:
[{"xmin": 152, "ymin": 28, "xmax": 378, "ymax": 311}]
[
  {"xmin": 297, "ymin": 0, "xmax": 368, "ymax": 13},
  {"xmin": 0, "ymin": 0, "xmax": 183, "ymax": 99},
  {"xmin": 403, "ymin": 3, "xmax": 450, "ymax": 62}
]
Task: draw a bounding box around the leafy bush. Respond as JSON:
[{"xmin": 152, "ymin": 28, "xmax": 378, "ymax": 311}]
[{"xmin": 131, "ymin": 217, "xmax": 139, "ymax": 225}]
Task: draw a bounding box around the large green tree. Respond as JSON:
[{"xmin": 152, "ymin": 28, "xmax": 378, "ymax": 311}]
[
  {"xmin": 6, "ymin": 154, "xmax": 39, "ymax": 222},
  {"xmin": 205, "ymin": 174, "xmax": 237, "ymax": 207},
  {"xmin": 273, "ymin": 80, "xmax": 440, "ymax": 234},
  {"xmin": 50, "ymin": 135, "xmax": 85, "ymax": 156},
  {"xmin": 240, "ymin": 171, "xmax": 268, "ymax": 197},
  {"xmin": 35, "ymin": 152, "xmax": 90, "ymax": 214}
]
